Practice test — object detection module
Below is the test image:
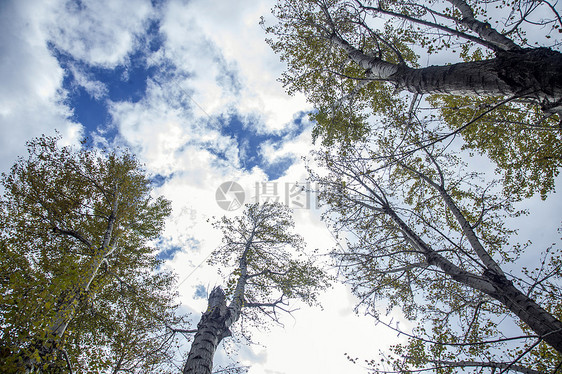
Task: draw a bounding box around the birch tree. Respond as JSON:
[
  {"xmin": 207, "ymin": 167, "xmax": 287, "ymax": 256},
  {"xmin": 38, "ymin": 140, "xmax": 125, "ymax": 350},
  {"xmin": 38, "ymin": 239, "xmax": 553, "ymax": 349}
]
[
  {"xmin": 182, "ymin": 203, "xmax": 329, "ymax": 374},
  {"xmin": 264, "ymin": 0, "xmax": 562, "ymax": 198},
  {"xmin": 0, "ymin": 136, "xmax": 182, "ymax": 373},
  {"xmin": 309, "ymin": 119, "xmax": 562, "ymax": 372}
]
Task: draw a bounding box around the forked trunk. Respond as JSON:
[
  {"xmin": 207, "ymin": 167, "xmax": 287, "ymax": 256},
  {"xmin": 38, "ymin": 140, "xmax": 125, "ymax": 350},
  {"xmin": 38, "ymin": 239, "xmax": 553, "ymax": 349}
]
[{"xmin": 385, "ymin": 203, "xmax": 562, "ymax": 353}]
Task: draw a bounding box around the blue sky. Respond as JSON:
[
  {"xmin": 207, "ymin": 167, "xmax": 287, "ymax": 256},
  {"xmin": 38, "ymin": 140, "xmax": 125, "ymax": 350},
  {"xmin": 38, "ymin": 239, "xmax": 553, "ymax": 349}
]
[
  {"xmin": 46, "ymin": 10, "xmax": 304, "ymax": 181},
  {"xmin": 14, "ymin": 0, "xmax": 315, "ymax": 285}
]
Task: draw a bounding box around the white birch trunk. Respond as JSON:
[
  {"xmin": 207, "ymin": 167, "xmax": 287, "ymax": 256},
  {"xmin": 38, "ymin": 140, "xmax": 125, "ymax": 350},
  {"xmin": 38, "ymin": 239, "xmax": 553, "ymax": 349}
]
[
  {"xmin": 25, "ymin": 193, "xmax": 120, "ymax": 371},
  {"xmin": 47, "ymin": 193, "xmax": 120, "ymax": 338},
  {"xmin": 331, "ymin": 33, "xmax": 562, "ymax": 111},
  {"xmin": 445, "ymin": 0, "xmax": 521, "ymax": 51},
  {"xmin": 182, "ymin": 229, "xmax": 255, "ymax": 374},
  {"xmin": 383, "ymin": 202, "xmax": 562, "ymax": 353}
]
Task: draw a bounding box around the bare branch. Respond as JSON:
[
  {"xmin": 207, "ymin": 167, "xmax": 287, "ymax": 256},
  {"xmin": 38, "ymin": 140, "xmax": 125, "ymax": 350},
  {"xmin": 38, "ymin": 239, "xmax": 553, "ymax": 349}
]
[
  {"xmin": 61, "ymin": 349, "xmax": 73, "ymax": 374},
  {"xmin": 354, "ymin": 0, "xmax": 503, "ymax": 51},
  {"xmin": 168, "ymin": 327, "xmax": 198, "ymax": 335},
  {"xmin": 374, "ymin": 315, "xmax": 540, "ymax": 347}
]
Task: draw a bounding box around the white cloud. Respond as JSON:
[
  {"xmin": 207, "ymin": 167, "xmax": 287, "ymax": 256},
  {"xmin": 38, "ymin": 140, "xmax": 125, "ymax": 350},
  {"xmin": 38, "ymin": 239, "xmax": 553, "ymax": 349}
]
[
  {"xmin": 68, "ymin": 63, "xmax": 108, "ymax": 99},
  {"xmin": 158, "ymin": 0, "xmax": 311, "ymax": 134},
  {"xmin": 243, "ymin": 283, "xmax": 408, "ymax": 374},
  {"xmin": 108, "ymin": 77, "xmax": 243, "ymax": 176},
  {"xmin": 0, "ymin": 0, "xmax": 82, "ymax": 172},
  {"xmin": 46, "ymin": 0, "xmax": 154, "ymax": 67},
  {"xmin": 258, "ymin": 120, "xmax": 317, "ymax": 171}
]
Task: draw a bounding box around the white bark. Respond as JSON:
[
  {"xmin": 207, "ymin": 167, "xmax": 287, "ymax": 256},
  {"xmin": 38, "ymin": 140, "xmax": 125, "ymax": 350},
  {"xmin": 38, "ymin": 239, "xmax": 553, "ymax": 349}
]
[
  {"xmin": 182, "ymin": 227, "xmax": 255, "ymax": 374},
  {"xmin": 330, "ymin": 33, "xmax": 399, "ymax": 79},
  {"xmin": 47, "ymin": 192, "xmax": 120, "ymax": 339},
  {"xmin": 329, "ymin": 27, "xmax": 562, "ymax": 109},
  {"xmin": 446, "ymin": 0, "xmax": 521, "ymax": 51}
]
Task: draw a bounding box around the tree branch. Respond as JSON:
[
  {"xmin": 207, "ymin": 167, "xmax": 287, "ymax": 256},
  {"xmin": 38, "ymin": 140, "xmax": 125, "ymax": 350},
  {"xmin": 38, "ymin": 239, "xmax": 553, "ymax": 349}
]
[
  {"xmin": 167, "ymin": 327, "xmax": 198, "ymax": 335},
  {"xmin": 61, "ymin": 349, "xmax": 73, "ymax": 374},
  {"xmin": 395, "ymin": 155, "xmax": 505, "ymax": 277},
  {"xmin": 354, "ymin": 0, "xmax": 503, "ymax": 51},
  {"xmin": 446, "ymin": 0, "xmax": 522, "ymax": 51},
  {"xmin": 51, "ymin": 227, "xmax": 93, "ymax": 249},
  {"xmin": 374, "ymin": 315, "xmax": 540, "ymax": 346}
]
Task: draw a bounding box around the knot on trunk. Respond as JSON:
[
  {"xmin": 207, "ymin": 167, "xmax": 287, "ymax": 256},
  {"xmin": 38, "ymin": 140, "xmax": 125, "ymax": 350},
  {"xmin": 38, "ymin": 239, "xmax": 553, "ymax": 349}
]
[{"xmin": 483, "ymin": 268, "xmax": 511, "ymax": 288}]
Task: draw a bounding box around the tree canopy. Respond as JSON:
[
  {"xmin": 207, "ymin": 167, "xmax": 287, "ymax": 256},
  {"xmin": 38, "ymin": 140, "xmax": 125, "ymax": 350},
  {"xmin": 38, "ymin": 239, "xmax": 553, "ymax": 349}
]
[
  {"xmin": 264, "ymin": 0, "xmax": 562, "ymax": 199},
  {"xmin": 309, "ymin": 116, "xmax": 562, "ymax": 372},
  {"xmin": 263, "ymin": 0, "xmax": 562, "ymax": 371},
  {"xmin": 0, "ymin": 135, "xmax": 183, "ymax": 373},
  {"xmin": 183, "ymin": 203, "xmax": 330, "ymax": 374}
]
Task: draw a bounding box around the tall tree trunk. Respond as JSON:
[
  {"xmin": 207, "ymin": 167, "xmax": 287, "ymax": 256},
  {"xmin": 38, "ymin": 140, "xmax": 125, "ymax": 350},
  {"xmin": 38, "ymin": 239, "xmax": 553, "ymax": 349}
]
[
  {"xmin": 183, "ymin": 229, "xmax": 253, "ymax": 373},
  {"xmin": 182, "ymin": 287, "xmax": 232, "ymax": 374},
  {"xmin": 331, "ymin": 33, "xmax": 562, "ymax": 111},
  {"xmin": 385, "ymin": 202, "xmax": 562, "ymax": 353},
  {"xmin": 485, "ymin": 270, "xmax": 562, "ymax": 353},
  {"xmin": 47, "ymin": 193, "xmax": 120, "ymax": 339},
  {"xmin": 24, "ymin": 194, "xmax": 120, "ymax": 372},
  {"xmin": 394, "ymin": 48, "xmax": 562, "ymax": 103},
  {"xmin": 395, "ymin": 162, "xmax": 562, "ymax": 351}
]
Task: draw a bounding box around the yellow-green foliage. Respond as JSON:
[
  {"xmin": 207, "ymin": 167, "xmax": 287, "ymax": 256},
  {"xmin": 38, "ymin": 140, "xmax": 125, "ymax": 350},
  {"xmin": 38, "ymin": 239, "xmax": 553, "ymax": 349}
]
[{"xmin": 0, "ymin": 135, "xmax": 178, "ymax": 373}]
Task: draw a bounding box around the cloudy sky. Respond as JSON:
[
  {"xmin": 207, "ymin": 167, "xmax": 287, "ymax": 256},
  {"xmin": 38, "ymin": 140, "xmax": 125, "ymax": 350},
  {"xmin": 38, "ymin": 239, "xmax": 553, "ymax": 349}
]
[{"xmin": 1, "ymin": 0, "xmax": 560, "ymax": 373}]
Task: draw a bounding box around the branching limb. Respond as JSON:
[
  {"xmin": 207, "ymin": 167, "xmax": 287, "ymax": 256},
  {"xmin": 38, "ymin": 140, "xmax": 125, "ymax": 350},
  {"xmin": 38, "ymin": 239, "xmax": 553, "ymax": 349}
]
[
  {"xmin": 51, "ymin": 226, "xmax": 93, "ymax": 249},
  {"xmin": 167, "ymin": 327, "xmax": 198, "ymax": 335},
  {"xmin": 498, "ymin": 338, "xmax": 543, "ymax": 374},
  {"xmin": 445, "ymin": 0, "xmax": 522, "ymax": 51},
  {"xmin": 245, "ymin": 295, "xmax": 291, "ymax": 310},
  {"xmin": 61, "ymin": 349, "xmax": 73, "ymax": 374},
  {"xmin": 540, "ymin": 0, "xmax": 562, "ymax": 29},
  {"xmin": 373, "ymin": 315, "xmax": 540, "ymax": 347},
  {"xmin": 354, "ymin": 0, "xmax": 503, "ymax": 51},
  {"xmin": 395, "ymin": 152, "xmax": 505, "ymax": 277},
  {"xmin": 369, "ymin": 262, "xmax": 429, "ymax": 275},
  {"xmin": 246, "ymin": 269, "xmax": 290, "ymax": 279}
]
